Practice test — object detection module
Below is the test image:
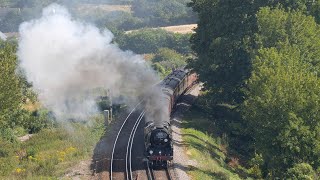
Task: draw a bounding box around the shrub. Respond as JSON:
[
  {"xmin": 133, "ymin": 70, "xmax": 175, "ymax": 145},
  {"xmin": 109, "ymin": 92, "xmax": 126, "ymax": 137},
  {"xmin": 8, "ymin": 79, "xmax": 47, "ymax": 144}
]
[
  {"xmin": 286, "ymin": 163, "xmax": 316, "ymax": 180},
  {"xmin": 117, "ymin": 29, "xmax": 192, "ymax": 54}
]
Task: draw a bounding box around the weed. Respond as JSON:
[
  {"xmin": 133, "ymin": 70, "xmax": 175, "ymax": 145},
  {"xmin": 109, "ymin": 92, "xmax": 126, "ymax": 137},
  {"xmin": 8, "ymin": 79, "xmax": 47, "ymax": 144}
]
[{"xmin": 0, "ymin": 115, "xmax": 104, "ymax": 179}]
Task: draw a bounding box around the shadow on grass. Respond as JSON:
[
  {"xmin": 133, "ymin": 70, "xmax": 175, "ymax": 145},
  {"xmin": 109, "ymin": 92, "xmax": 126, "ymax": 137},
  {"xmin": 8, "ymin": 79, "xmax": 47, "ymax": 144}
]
[
  {"xmin": 172, "ymin": 132, "xmax": 224, "ymax": 155},
  {"xmin": 179, "ymin": 105, "xmax": 244, "ymax": 178},
  {"xmin": 174, "ymin": 162, "xmax": 232, "ymax": 180},
  {"xmin": 189, "ymin": 165, "xmax": 232, "ymax": 180}
]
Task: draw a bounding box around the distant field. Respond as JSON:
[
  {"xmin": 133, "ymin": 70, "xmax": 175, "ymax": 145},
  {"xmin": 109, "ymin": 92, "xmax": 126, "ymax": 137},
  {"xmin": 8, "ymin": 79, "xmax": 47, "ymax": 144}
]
[
  {"xmin": 76, "ymin": 4, "xmax": 131, "ymax": 13},
  {"xmin": 160, "ymin": 24, "xmax": 197, "ymax": 34},
  {"xmin": 126, "ymin": 24, "xmax": 197, "ymax": 34}
]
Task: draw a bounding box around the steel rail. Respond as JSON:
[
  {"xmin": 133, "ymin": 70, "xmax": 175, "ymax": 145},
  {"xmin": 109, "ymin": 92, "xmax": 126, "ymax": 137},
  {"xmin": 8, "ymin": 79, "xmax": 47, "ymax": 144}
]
[
  {"xmin": 165, "ymin": 166, "xmax": 173, "ymax": 180},
  {"xmin": 129, "ymin": 111, "xmax": 146, "ymax": 180},
  {"xmin": 110, "ymin": 101, "xmax": 143, "ymax": 180},
  {"xmin": 146, "ymin": 163, "xmax": 173, "ymax": 180},
  {"xmin": 125, "ymin": 110, "xmax": 145, "ymax": 180},
  {"xmin": 146, "ymin": 162, "xmax": 154, "ymax": 180}
]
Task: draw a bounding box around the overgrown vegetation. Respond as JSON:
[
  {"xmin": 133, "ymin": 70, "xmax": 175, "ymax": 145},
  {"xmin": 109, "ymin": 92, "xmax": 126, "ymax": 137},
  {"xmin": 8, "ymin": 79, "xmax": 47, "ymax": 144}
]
[
  {"xmin": 0, "ymin": 117, "xmax": 104, "ymax": 178},
  {"xmin": 181, "ymin": 107, "xmax": 243, "ymax": 180}
]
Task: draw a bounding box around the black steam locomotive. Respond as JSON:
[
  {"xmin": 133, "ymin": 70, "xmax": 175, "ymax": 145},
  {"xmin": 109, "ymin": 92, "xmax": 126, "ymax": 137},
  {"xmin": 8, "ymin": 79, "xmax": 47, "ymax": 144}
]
[{"xmin": 144, "ymin": 69, "xmax": 197, "ymax": 167}]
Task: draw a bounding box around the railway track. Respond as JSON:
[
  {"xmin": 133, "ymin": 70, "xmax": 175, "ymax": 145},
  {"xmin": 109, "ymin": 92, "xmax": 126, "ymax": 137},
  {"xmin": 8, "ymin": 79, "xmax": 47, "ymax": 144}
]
[
  {"xmin": 109, "ymin": 101, "xmax": 175, "ymax": 180},
  {"xmin": 110, "ymin": 101, "xmax": 146, "ymax": 180},
  {"xmin": 146, "ymin": 162, "xmax": 173, "ymax": 180}
]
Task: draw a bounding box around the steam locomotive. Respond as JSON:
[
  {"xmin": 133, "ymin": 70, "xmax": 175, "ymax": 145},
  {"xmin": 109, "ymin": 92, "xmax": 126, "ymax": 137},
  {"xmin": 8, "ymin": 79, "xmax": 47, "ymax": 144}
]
[{"xmin": 144, "ymin": 69, "xmax": 197, "ymax": 167}]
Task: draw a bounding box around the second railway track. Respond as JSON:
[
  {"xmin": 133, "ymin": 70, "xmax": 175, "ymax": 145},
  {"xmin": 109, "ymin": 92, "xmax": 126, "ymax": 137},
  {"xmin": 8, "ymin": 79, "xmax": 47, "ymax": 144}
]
[{"xmin": 110, "ymin": 101, "xmax": 146, "ymax": 180}]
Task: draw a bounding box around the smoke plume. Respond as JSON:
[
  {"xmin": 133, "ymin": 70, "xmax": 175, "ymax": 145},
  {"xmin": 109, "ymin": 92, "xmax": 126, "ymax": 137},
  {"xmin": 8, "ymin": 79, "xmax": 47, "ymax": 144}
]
[{"xmin": 18, "ymin": 4, "xmax": 165, "ymax": 122}]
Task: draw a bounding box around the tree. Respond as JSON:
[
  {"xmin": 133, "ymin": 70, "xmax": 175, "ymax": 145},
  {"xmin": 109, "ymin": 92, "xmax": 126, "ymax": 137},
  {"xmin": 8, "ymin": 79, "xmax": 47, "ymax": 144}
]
[
  {"xmin": 255, "ymin": 7, "xmax": 320, "ymax": 70},
  {"xmin": 188, "ymin": 0, "xmax": 320, "ymax": 177},
  {"xmin": 286, "ymin": 163, "xmax": 316, "ymax": 180},
  {"xmin": 0, "ymin": 41, "xmax": 23, "ymax": 128},
  {"xmin": 117, "ymin": 29, "xmax": 191, "ymax": 54},
  {"xmin": 188, "ymin": 0, "xmax": 320, "ymax": 104},
  {"xmin": 132, "ymin": 0, "xmax": 196, "ymax": 26},
  {"xmin": 241, "ymin": 7, "xmax": 320, "ymax": 177},
  {"xmin": 188, "ymin": 0, "xmax": 271, "ymax": 104},
  {"xmin": 242, "ymin": 46, "xmax": 320, "ymax": 177}
]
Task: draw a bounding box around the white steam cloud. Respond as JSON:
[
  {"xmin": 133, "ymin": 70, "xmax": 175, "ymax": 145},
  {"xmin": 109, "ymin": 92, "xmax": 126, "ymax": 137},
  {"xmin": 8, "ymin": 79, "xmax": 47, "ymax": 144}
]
[
  {"xmin": 0, "ymin": 31, "xmax": 7, "ymax": 41},
  {"xmin": 18, "ymin": 4, "xmax": 165, "ymax": 122}
]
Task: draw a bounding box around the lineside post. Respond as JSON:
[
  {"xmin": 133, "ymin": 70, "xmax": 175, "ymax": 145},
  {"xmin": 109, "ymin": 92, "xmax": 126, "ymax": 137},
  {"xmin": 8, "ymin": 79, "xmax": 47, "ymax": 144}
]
[{"xmin": 103, "ymin": 110, "xmax": 109, "ymax": 126}]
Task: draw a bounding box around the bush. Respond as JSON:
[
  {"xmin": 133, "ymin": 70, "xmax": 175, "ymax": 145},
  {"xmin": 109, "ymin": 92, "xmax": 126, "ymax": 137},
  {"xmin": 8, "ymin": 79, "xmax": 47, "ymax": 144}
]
[
  {"xmin": 286, "ymin": 163, "xmax": 316, "ymax": 180},
  {"xmin": 153, "ymin": 48, "xmax": 186, "ymax": 67},
  {"xmin": 132, "ymin": 0, "xmax": 196, "ymax": 27},
  {"xmin": 0, "ymin": 128, "xmax": 16, "ymax": 142},
  {"xmin": 117, "ymin": 29, "xmax": 192, "ymax": 54}
]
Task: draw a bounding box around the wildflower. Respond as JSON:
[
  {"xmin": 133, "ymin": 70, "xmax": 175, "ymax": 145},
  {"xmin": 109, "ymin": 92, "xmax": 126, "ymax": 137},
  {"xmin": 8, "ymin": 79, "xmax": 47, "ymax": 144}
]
[
  {"xmin": 15, "ymin": 168, "xmax": 22, "ymax": 173},
  {"xmin": 59, "ymin": 151, "xmax": 66, "ymax": 156},
  {"xmin": 66, "ymin": 147, "xmax": 76, "ymax": 153}
]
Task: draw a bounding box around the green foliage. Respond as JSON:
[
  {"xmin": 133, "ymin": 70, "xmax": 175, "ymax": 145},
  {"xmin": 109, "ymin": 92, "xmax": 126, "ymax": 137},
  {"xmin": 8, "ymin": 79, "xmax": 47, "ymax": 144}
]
[
  {"xmin": 181, "ymin": 108, "xmax": 243, "ymax": 179},
  {"xmin": 132, "ymin": 0, "xmax": 196, "ymax": 26},
  {"xmin": 149, "ymin": 48, "xmax": 187, "ymax": 78},
  {"xmin": 255, "ymin": 7, "xmax": 320, "ymax": 69},
  {"xmin": 188, "ymin": 0, "xmax": 320, "ymax": 103},
  {"xmin": 242, "ymin": 46, "xmax": 320, "ymax": 177},
  {"xmin": 152, "ymin": 48, "xmax": 186, "ymax": 68},
  {"xmin": 189, "ymin": 0, "xmax": 320, "ymax": 178},
  {"xmin": 286, "ymin": 163, "xmax": 316, "ymax": 180},
  {"xmin": 239, "ymin": 9, "xmax": 320, "ymax": 177},
  {"xmin": 0, "ymin": 41, "xmax": 23, "ymax": 129},
  {"xmin": 0, "ymin": 128, "xmax": 16, "ymax": 142},
  {"xmin": 310, "ymin": 0, "xmax": 320, "ymax": 23},
  {"xmin": 0, "ymin": 117, "xmax": 104, "ymax": 178},
  {"xmin": 117, "ymin": 29, "xmax": 192, "ymax": 54},
  {"xmin": 188, "ymin": 0, "xmax": 269, "ymax": 104}
]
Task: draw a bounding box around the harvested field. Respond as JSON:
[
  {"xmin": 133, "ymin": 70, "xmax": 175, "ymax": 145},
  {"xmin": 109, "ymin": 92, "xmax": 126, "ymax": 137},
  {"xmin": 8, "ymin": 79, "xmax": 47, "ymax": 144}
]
[
  {"xmin": 160, "ymin": 24, "xmax": 197, "ymax": 34},
  {"xmin": 76, "ymin": 4, "xmax": 131, "ymax": 13},
  {"xmin": 126, "ymin": 24, "xmax": 197, "ymax": 34}
]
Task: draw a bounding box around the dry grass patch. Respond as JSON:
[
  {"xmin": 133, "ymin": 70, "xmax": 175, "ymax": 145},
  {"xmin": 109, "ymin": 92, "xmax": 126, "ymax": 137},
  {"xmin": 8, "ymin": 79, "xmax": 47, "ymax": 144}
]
[
  {"xmin": 76, "ymin": 4, "xmax": 131, "ymax": 13},
  {"xmin": 160, "ymin": 24, "xmax": 197, "ymax": 34}
]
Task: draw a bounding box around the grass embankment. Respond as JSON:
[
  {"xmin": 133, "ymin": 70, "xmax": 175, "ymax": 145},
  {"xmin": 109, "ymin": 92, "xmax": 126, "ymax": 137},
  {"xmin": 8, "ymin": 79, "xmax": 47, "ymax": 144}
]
[
  {"xmin": 181, "ymin": 108, "xmax": 242, "ymax": 180},
  {"xmin": 0, "ymin": 116, "xmax": 105, "ymax": 179}
]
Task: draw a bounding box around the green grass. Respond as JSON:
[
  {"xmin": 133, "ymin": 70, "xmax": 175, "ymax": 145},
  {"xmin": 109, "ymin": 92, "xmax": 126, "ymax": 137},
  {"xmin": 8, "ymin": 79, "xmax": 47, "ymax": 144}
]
[
  {"xmin": 181, "ymin": 107, "xmax": 243, "ymax": 180},
  {"xmin": 0, "ymin": 115, "xmax": 105, "ymax": 179}
]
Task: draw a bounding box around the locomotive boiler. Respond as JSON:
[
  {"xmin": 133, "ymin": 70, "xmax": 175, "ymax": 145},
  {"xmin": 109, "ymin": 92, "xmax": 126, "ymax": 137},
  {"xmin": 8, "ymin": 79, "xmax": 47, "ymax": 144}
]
[{"xmin": 144, "ymin": 69, "xmax": 197, "ymax": 167}]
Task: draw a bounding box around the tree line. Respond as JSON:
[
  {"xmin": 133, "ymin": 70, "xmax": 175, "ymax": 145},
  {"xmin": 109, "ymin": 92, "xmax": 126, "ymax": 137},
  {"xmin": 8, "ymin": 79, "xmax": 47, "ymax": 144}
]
[
  {"xmin": 0, "ymin": 0, "xmax": 196, "ymax": 33},
  {"xmin": 188, "ymin": 0, "xmax": 320, "ymax": 178}
]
